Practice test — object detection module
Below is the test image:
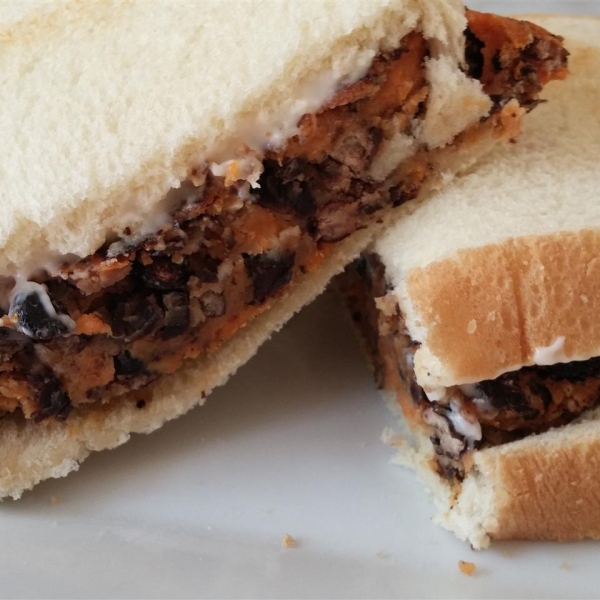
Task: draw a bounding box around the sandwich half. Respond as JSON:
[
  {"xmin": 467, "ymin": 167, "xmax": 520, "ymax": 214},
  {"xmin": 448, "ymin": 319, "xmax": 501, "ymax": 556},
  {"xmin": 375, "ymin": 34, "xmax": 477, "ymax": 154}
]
[
  {"xmin": 0, "ymin": 2, "xmax": 566, "ymax": 498},
  {"xmin": 340, "ymin": 15, "xmax": 600, "ymax": 548}
]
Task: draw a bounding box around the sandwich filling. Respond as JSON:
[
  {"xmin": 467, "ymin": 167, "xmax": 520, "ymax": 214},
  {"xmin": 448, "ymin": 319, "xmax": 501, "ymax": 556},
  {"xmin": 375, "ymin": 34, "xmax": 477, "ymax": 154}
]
[
  {"xmin": 0, "ymin": 12, "xmax": 566, "ymax": 423},
  {"xmin": 342, "ymin": 253, "xmax": 600, "ymax": 484}
]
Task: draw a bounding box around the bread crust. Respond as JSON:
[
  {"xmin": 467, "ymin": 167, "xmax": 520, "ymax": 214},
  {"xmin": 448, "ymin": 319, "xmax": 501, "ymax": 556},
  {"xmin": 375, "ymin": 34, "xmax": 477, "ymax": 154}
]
[
  {"xmin": 407, "ymin": 229, "xmax": 600, "ymax": 387},
  {"xmin": 473, "ymin": 414, "xmax": 600, "ymax": 542},
  {"xmin": 384, "ymin": 359, "xmax": 600, "ymax": 546},
  {"xmin": 391, "ymin": 407, "xmax": 600, "ymax": 548}
]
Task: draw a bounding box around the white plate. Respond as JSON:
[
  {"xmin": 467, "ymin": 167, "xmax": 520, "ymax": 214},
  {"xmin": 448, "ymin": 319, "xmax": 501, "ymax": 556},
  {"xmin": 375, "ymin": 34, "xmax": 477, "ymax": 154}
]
[{"xmin": 4, "ymin": 2, "xmax": 600, "ymax": 597}]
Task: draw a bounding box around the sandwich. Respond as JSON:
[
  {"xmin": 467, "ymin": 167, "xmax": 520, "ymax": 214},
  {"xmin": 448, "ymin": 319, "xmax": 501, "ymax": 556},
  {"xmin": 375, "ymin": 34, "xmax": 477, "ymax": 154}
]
[
  {"xmin": 339, "ymin": 14, "xmax": 598, "ymax": 548},
  {"xmin": 0, "ymin": 1, "xmax": 566, "ymax": 498}
]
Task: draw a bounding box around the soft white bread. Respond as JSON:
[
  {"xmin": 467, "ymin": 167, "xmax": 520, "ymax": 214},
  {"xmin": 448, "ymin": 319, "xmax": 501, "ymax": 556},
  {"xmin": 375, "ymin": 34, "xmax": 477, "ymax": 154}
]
[
  {"xmin": 0, "ymin": 0, "xmax": 470, "ymax": 277},
  {"xmin": 374, "ymin": 15, "xmax": 600, "ymax": 390}
]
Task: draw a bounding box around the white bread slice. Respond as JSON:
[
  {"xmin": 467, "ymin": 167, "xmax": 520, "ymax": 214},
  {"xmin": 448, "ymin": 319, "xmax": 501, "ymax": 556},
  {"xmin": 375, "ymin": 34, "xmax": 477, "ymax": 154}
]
[
  {"xmin": 0, "ymin": 0, "xmax": 468, "ymax": 278},
  {"xmin": 374, "ymin": 15, "xmax": 600, "ymax": 391}
]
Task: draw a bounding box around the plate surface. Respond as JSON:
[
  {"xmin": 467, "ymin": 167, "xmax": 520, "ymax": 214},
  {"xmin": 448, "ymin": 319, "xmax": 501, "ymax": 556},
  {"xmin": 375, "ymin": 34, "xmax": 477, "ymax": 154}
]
[{"xmin": 3, "ymin": 2, "xmax": 600, "ymax": 598}]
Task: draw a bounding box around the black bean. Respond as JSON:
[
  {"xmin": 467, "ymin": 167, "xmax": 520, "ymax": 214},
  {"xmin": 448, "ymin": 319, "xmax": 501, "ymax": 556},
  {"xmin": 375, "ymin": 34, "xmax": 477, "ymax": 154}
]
[
  {"xmin": 243, "ymin": 252, "xmax": 295, "ymax": 305},
  {"xmin": 32, "ymin": 377, "xmax": 71, "ymax": 422},
  {"xmin": 111, "ymin": 295, "xmax": 162, "ymax": 342},
  {"xmin": 388, "ymin": 182, "xmax": 420, "ymax": 207},
  {"xmin": 464, "ymin": 27, "xmax": 484, "ymax": 80},
  {"xmin": 353, "ymin": 255, "xmax": 368, "ymax": 281},
  {"xmin": 160, "ymin": 292, "xmax": 191, "ymax": 339},
  {"xmin": 257, "ymin": 159, "xmax": 316, "ymax": 217},
  {"xmin": 492, "ymin": 49, "xmax": 503, "ymax": 73},
  {"xmin": 138, "ymin": 257, "xmax": 189, "ymax": 291},
  {"xmin": 528, "ymin": 381, "xmax": 553, "ymax": 410},
  {"xmin": 114, "ymin": 351, "xmax": 147, "ymax": 377},
  {"xmin": 0, "ymin": 327, "xmax": 30, "ymax": 361},
  {"xmin": 315, "ymin": 201, "xmax": 361, "ymax": 243},
  {"xmin": 540, "ymin": 356, "xmax": 600, "ymax": 383},
  {"xmin": 188, "ymin": 253, "xmax": 220, "ymax": 283},
  {"xmin": 478, "ymin": 378, "xmax": 540, "ymax": 421},
  {"xmin": 10, "ymin": 291, "xmax": 71, "ymax": 341}
]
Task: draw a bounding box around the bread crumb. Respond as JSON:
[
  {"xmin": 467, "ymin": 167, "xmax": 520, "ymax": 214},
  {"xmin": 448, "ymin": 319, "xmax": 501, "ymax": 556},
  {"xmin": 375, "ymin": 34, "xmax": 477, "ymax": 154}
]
[
  {"xmin": 501, "ymin": 549, "xmax": 512, "ymax": 557},
  {"xmin": 467, "ymin": 319, "xmax": 477, "ymax": 334},
  {"xmin": 458, "ymin": 560, "xmax": 476, "ymax": 576},
  {"xmin": 381, "ymin": 427, "xmax": 406, "ymax": 447},
  {"xmin": 376, "ymin": 550, "xmax": 389, "ymax": 559},
  {"xmin": 282, "ymin": 534, "xmax": 297, "ymax": 548},
  {"xmin": 50, "ymin": 495, "xmax": 61, "ymax": 505},
  {"xmin": 560, "ymin": 561, "xmax": 569, "ymax": 570}
]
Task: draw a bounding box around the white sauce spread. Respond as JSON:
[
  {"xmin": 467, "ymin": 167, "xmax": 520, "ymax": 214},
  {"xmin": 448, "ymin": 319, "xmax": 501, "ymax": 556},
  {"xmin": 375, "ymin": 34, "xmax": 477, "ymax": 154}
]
[
  {"xmin": 236, "ymin": 182, "xmax": 254, "ymax": 203},
  {"xmin": 9, "ymin": 280, "xmax": 75, "ymax": 335},
  {"xmin": 447, "ymin": 400, "xmax": 482, "ymax": 442},
  {"xmin": 207, "ymin": 52, "xmax": 374, "ymax": 167},
  {"xmin": 533, "ymin": 336, "xmax": 568, "ymax": 366}
]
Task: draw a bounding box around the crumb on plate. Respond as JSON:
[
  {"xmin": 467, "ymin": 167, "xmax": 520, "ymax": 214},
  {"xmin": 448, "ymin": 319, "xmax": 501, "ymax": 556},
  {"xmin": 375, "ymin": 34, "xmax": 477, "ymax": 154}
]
[
  {"xmin": 50, "ymin": 495, "xmax": 61, "ymax": 505},
  {"xmin": 458, "ymin": 560, "xmax": 476, "ymax": 576},
  {"xmin": 282, "ymin": 533, "xmax": 297, "ymax": 548}
]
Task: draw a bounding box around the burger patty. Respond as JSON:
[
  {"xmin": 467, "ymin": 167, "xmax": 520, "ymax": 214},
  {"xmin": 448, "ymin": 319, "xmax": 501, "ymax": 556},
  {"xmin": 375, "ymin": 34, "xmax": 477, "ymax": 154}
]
[
  {"xmin": 341, "ymin": 253, "xmax": 600, "ymax": 483},
  {"xmin": 0, "ymin": 12, "xmax": 567, "ymax": 422}
]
